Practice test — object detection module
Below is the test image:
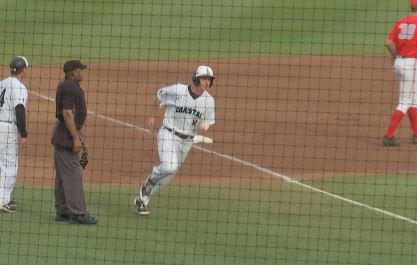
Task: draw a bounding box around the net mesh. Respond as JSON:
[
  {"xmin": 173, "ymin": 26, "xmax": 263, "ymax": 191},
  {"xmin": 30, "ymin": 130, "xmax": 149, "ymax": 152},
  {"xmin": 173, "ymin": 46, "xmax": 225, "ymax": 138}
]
[{"xmin": 0, "ymin": 1, "xmax": 416, "ymax": 265}]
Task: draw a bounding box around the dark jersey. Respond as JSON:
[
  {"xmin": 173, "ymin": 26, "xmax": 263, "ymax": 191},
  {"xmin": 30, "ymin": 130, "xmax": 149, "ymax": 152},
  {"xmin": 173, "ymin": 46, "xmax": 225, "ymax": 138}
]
[
  {"xmin": 56, "ymin": 79, "xmax": 87, "ymax": 130},
  {"xmin": 52, "ymin": 79, "xmax": 87, "ymax": 150}
]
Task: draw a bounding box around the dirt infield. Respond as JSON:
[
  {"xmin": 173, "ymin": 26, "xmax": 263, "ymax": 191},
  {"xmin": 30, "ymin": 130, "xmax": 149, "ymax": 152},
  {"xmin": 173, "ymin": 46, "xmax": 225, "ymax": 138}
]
[{"xmin": 13, "ymin": 56, "xmax": 417, "ymax": 188}]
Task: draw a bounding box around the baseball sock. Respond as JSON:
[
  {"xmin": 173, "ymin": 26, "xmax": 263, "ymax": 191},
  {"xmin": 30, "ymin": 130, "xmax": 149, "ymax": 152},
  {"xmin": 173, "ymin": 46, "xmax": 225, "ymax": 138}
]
[
  {"xmin": 407, "ymin": 107, "xmax": 417, "ymax": 135},
  {"xmin": 385, "ymin": 109, "xmax": 405, "ymax": 138}
]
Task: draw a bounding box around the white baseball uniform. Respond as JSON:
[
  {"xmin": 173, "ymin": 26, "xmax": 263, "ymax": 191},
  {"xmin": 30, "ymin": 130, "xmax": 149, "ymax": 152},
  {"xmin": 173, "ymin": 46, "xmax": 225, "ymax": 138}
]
[
  {"xmin": 141, "ymin": 83, "xmax": 215, "ymax": 205},
  {"xmin": 0, "ymin": 76, "xmax": 28, "ymax": 206}
]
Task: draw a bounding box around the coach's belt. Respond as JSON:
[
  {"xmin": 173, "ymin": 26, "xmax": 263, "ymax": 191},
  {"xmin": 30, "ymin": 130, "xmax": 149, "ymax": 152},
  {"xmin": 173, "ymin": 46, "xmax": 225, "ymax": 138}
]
[{"xmin": 163, "ymin": 126, "xmax": 193, "ymax": 140}]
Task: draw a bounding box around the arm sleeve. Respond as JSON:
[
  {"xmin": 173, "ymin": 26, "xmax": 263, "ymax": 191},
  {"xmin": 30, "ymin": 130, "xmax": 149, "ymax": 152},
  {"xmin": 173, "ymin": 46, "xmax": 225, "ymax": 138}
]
[
  {"xmin": 15, "ymin": 104, "xmax": 27, "ymax": 137},
  {"xmin": 61, "ymin": 86, "xmax": 75, "ymax": 110},
  {"xmin": 157, "ymin": 84, "xmax": 178, "ymax": 106},
  {"xmin": 204, "ymin": 98, "xmax": 215, "ymax": 125},
  {"xmin": 388, "ymin": 22, "xmax": 399, "ymax": 42}
]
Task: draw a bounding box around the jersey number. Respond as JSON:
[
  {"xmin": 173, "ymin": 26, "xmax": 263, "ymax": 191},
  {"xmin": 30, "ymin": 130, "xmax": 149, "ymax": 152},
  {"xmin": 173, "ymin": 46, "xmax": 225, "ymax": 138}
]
[
  {"xmin": 399, "ymin": 23, "xmax": 416, "ymax": 40},
  {"xmin": 0, "ymin": 89, "xmax": 6, "ymax": 107}
]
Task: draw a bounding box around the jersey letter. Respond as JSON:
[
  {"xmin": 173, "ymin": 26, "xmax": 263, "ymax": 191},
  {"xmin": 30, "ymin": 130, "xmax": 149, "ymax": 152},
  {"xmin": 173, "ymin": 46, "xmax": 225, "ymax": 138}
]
[{"xmin": 0, "ymin": 89, "xmax": 6, "ymax": 107}]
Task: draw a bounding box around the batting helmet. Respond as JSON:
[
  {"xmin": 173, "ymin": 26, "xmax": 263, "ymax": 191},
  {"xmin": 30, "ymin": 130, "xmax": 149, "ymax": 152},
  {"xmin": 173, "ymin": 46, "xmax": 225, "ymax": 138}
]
[
  {"xmin": 10, "ymin": 56, "xmax": 29, "ymax": 74},
  {"xmin": 192, "ymin": 65, "xmax": 215, "ymax": 87}
]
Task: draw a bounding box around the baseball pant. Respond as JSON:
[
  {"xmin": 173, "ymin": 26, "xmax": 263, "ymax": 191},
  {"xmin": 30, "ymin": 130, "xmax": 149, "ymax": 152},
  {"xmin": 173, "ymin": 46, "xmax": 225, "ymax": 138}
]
[
  {"xmin": 0, "ymin": 122, "xmax": 19, "ymax": 206},
  {"xmin": 54, "ymin": 146, "xmax": 87, "ymax": 215},
  {"xmin": 141, "ymin": 127, "xmax": 193, "ymax": 205},
  {"xmin": 394, "ymin": 57, "xmax": 417, "ymax": 112}
]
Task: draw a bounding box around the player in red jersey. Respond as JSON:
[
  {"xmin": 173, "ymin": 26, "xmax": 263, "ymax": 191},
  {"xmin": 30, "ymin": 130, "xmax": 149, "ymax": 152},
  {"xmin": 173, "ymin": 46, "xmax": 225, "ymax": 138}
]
[{"xmin": 383, "ymin": 0, "xmax": 417, "ymax": 146}]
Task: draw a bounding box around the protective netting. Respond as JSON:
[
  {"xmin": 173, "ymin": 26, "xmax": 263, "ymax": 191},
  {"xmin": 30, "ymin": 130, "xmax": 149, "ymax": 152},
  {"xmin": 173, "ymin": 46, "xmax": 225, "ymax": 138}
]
[{"xmin": 0, "ymin": 1, "xmax": 416, "ymax": 265}]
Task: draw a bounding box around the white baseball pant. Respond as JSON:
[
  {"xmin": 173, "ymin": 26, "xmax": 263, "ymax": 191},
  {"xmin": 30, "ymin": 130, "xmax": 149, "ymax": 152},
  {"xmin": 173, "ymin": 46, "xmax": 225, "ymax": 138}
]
[
  {"xmin": 141, "ymin": 127, "xmax": 193, "ymax": 205},
  {"xmin": 394, "ymin": 57, "xmax": 417, "ymax": 113},
  {"xmin": 0, "ymin": 122, "xmax": 19, "ymax": 206}
]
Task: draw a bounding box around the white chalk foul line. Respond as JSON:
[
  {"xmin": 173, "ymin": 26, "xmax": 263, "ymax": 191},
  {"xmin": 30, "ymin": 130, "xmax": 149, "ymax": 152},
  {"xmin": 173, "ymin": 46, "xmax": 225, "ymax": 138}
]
[{"xmin": 30, "ymin": 90, "xmax": 417, "ymax": 225}]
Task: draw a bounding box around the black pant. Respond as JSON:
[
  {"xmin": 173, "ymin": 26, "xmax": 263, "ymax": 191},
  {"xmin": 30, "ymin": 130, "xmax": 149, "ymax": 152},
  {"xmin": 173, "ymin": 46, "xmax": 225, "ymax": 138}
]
[{"xmin": 54, "ymin": 146, "xmax": 87, "ymax": 215}]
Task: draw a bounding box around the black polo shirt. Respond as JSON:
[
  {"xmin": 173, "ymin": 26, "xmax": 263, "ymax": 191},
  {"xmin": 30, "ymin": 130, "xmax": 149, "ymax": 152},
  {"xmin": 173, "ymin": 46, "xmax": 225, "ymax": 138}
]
[{"xmin": 52, "ymin": 79, "xmax": 87, "ymax": 149}]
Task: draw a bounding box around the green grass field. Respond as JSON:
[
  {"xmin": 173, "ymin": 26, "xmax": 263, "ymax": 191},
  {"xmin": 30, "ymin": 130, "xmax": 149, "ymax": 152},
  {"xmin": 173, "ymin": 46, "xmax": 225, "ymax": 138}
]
[
  {"xmin": 1, "ymin": 177, "xmax": 416, "ymax": 265},
  {"xmin": 0, "ymin": 0, "xmax": 411, "ymax": 64},
  {"xmin": 1, "ymin": 0, "xmax": 417, "ymax": 264}
]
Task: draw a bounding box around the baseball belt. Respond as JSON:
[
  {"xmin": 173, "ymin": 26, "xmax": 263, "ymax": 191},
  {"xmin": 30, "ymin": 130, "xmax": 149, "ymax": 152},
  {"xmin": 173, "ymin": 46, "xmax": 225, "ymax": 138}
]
[{"xmin": 163, "ymin": 126, "xmax": 193, "ymax": 140}]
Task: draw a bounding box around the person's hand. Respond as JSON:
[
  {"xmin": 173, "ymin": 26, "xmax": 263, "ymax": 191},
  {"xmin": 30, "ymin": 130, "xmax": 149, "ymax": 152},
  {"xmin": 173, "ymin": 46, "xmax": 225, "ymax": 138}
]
[
  {"xmin": 146, "ymin": 116, "xmax": 155, "ymax": 130},
  {"xmin": 198, "ymin": 122, "xmax": 210, "ymax": 132},
  {"xmin": 19, "ymin": 137, "xmax": 27, "ymax": 146},
  {"xmin": 73, "ymin": 137, "xmax": 82, "ymax": 153}
]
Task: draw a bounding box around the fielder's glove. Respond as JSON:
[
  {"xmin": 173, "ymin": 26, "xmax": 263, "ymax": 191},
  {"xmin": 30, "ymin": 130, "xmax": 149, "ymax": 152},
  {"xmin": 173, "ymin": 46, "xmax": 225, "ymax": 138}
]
[{"xmin": 80, "ymin": 144, "xmax": 89, "ymax": 169}]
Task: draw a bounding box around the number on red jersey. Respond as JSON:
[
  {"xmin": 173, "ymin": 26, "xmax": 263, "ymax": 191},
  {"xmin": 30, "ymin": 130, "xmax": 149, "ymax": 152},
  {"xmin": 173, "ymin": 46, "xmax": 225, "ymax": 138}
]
[{"xmin": 399, "ymin": 23, "xmax": 416, "ymax": 40}]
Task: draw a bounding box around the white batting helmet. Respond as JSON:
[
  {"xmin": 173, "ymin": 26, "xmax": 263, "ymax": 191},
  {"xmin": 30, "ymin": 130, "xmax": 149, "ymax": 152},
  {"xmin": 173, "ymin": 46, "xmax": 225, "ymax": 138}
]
[
  {"xmin": 195, "ymin": 65, "xmax": 214, "ymax": 78},
  {"xmin": 192, "ymin": 65, "xmax": 215, "ymax": 87}
]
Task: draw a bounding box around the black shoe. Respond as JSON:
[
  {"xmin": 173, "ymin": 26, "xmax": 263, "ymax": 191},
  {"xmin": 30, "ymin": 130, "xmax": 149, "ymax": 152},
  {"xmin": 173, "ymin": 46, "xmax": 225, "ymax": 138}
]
[
  {"xmin": 70, "ymin": 214, "xmax": 98, "ymax": 225},
  {"xmin": 382, "ymin": 135, "xmax": 400, "ymax": 146},
  {"xmin": 0, "ymin": 201, "xmax": 17, "ymax": 213},
  {"xmin": 55, "ymin": 213, "xmax": 71, "ymax": 222},
  {"xmin": 134, "ymin": 197, "xmax": 150, "ymax": 216},
  {"xmin": 9, "ymin": 199, "xmax": 17, "ymax": 208}
]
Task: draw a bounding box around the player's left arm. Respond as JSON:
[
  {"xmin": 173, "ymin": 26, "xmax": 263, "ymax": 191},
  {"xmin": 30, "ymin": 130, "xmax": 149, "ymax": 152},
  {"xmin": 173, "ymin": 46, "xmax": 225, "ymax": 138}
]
[
  {"xmin": 146, "ymin": 91, "xmax": 163, "ymax": 130},
  {"xmin": 199, "ymin": 99, "xmax": 215, "ymax": 131},
  {"xmin": 199, "ymin": 121, "xmax": 210, "ymax": 131}
]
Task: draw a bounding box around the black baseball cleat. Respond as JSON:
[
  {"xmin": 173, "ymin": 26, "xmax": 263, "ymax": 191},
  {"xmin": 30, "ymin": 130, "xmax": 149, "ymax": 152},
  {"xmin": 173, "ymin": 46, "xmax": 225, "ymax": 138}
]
[
  {"xmin": 0, "ymin": 201, "xmax": 17, "ymax": 213},
  {"xmin": 134, "ymin": 197, "xmax": 150, "ymax": 216},
  {"xmin": 382, "ymin": 135, "xmax": 400, "ymax": 146},
  {"xmin": 70, "ymin": 214, "xmax": 98, "ymax": 225},
  {"xmin": 55, "ymin": 213, "xmax": 71, "ymax": 222},
  {"xmin": 9, "ymin": 199, "xmax": 17, "ymax": 208}
]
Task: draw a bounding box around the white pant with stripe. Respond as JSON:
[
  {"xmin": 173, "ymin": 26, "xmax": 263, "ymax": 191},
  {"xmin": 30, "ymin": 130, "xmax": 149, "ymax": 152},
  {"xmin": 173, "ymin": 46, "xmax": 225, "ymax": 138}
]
[
  {"xmin": 394, "ymin": 57, "xmax": 417, "ymax": 113},
  {"xmin": 0, "ymin": 122, "xmax": 19, "ymax": 206},
  {"xmin": 141, "ymin": 126, "xmax": 193, "ymax": 205}
]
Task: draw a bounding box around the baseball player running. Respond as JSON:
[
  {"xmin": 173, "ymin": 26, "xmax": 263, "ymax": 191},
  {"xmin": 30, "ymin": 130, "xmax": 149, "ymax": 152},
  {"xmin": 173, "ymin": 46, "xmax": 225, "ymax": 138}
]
[
  {"xmin": 0, "ymin": 56, "xmax": 29, "ymax": 212},
  {"xmin": 383, "ymin": 0, "xmax": 417, "ymax": 146},
  {"xmin": 134, "ymin": 65, "xmax": 216, "ymax": 215}
]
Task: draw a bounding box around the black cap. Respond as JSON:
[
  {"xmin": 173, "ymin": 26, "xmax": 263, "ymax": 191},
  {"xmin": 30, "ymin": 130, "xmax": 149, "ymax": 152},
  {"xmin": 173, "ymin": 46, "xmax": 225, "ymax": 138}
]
[
  {"xmin": 63, "ymin": 60, "xmax": 87, "ymax": 73},
  {"xmin": 10, "ymin": 56, "xmax": 29, "ymax": 73}
]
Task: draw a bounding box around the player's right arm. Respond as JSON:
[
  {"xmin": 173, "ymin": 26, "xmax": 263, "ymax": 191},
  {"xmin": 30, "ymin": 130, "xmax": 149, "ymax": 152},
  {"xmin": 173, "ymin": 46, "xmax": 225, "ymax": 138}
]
[
  {"xmin": 146, "ymin": 97, "xmax": 159, "ymax": 130},
  {"xmin": 386, "ymin": 20, "xmax": 400, "ymax": 60},
  {"xmin": 63, "ymin": 110, "xmax": 82, "ymax": 153},
  {"xmin": 146, "ymin": 85, "xmax": 177, "ymax": 130},
  {"xmin": 60, "ymin": 85, "xmax": 81, "ymax": 153},
  {"xmin": 385, "ymin": 39, "xmax": 397, "ymax": 59}
]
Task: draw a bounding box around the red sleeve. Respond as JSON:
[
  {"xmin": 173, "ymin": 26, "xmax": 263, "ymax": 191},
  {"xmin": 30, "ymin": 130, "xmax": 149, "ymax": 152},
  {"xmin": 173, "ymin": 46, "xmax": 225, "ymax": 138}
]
[{"xmin": 388, "ymin": 22, "xmax": 399, "ymax": 42}]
